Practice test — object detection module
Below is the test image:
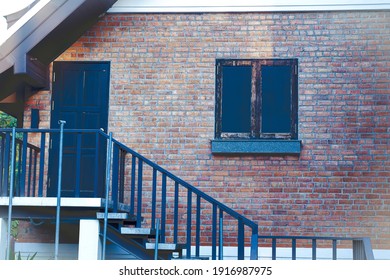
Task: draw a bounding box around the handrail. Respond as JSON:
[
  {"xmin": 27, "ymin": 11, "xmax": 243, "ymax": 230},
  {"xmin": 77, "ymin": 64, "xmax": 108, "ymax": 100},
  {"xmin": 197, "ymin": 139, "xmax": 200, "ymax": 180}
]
[
  {"xmin": 0, "ymin": 132, "xmax": 41, "ymax": 152},
  {"xmin": 110, "ymin": 136, "xmax": 258, "ymax": 229},
  {"xmin": 0, "ymin": 130, "xmax": 41, "ymax": 197},
  {"xmin": 258, "ymin": 235, "xmax": 375, "ymax": 260},
  {"xmin": 106, "ymin": 133, "xmax": 258, "ymax": 259},
  {"xmin": 0, "ymin": 128, "xmax": 259, "ymax": 260}
]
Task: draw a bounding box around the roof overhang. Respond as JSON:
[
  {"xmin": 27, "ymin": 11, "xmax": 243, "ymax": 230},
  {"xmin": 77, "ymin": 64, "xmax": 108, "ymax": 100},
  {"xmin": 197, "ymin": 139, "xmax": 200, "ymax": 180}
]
[{"xmin": 0, "ymin": 0, "xmax": 117, "ymax": 119}]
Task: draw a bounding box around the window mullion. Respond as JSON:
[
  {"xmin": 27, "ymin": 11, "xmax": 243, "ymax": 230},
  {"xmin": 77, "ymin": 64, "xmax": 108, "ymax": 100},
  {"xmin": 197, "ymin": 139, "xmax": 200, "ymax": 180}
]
[{"xmin": 252, "ymin": 61, "xmax": 261, "ymax": 138}]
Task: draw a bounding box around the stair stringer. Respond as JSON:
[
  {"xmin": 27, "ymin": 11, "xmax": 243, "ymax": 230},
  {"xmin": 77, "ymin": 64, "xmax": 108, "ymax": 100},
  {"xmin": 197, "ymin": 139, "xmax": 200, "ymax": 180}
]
[{"xmin": 103, "ymin": 223, "xmax": 173, "ymax": 260}]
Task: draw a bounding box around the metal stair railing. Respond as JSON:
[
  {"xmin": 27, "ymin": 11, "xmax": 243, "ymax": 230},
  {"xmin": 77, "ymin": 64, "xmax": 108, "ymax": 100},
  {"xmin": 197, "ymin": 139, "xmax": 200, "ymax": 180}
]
[
  {"xmin": 258, "ymin": 235, "xmax": 375, "ymax": 260},
  {"xmin": 0, "ymin": 128, "xmax": 259, "ymax": 260},
  {"xmin": 102, "ymin": 131, "xmax": 259, "ymax": 260},
  {"xmin": 0, "ymin": 131, "xmax": 41, "ymax": 197}
]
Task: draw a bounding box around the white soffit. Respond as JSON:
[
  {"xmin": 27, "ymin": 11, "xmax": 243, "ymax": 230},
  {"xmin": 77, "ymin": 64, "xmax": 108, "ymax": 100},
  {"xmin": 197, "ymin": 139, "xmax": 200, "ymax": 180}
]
[{"xmin": 108, "ymin": 0, "xmax": 390, "ymax": 13}]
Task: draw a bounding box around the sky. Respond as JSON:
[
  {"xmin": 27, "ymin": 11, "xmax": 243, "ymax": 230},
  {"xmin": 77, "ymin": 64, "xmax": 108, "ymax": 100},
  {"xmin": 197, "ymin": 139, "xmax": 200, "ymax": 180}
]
[
  {"xmin": 0, "ymin": 0, "xmax": 35, "ymax": 16},
  {"xmin": 0, "ymin": 0, "xmax": 36, "ymax": 30}
]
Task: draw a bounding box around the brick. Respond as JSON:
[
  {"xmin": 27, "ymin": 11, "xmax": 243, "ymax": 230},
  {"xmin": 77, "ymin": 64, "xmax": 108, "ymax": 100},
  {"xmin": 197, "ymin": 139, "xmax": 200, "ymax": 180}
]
[{"xmin": 21, "ymin": 10, "xmax": 390, "ymax": 250}]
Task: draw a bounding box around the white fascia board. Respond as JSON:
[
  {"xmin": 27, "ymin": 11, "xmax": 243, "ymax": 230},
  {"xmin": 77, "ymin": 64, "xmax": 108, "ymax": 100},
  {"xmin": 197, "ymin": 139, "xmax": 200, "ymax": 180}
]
[
  {"xmin": 108, "ymin": 0, "xmax": 390, "ymax": 13},
  {"xmin": 0, "ymin": 197, "xmax": 102, "ymax": 207}
]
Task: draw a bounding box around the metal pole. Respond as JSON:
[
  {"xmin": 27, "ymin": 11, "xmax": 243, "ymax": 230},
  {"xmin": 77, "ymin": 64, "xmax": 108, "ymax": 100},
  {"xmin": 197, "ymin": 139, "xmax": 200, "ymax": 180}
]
[
  {"xmin": 219, "ymin": 215, "xmax": 223, "ymax": 260},
  {"xmin": 102, "ymin": 132, "xmax": 113, "ymax": 260},
  {"xmin": 6, "ymin": 127, "xmax": 16, "ymax": 260},
  {"xmin": 154, "ymin": 218, "xmax": 160, "ymax": 260},
  {"xmin": 54, "ymin": 120, "xmax": 66, "ymax": 260}
]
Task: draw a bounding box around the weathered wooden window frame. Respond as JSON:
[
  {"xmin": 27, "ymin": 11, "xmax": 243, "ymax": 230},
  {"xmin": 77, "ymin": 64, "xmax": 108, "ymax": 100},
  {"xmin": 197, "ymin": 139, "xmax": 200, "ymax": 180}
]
[{"xmin": 215, "ymin": 58, "xmax": 298, "ymax": 140}]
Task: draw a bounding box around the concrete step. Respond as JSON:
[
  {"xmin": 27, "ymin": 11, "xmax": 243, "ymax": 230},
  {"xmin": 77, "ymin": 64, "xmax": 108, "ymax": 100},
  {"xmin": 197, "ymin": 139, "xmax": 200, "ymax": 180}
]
[
  {"xmin": 96, "ymin": 212, "xmax": 139, "ymax": 225},
  {"xmin": 120, "ymin": 227, "xmax": 156, "ymax": 237},
  {"xmin": 145, "ymin": 242, "xmax": 185, "ymax": 251},
  {"xmin": 96, "ymin": 212, "xmax": 130, "ymax": 220}
]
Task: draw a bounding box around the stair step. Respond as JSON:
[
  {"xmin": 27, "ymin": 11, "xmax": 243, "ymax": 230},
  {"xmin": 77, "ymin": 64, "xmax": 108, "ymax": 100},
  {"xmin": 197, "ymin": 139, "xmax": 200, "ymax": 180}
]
[
  {"xmin": 145, "ymin": 243, "xmax": 185, "ymax": 251},
  {"xmin": 120, "ymin": 227, "xmax": 156, "ymax": 236},
  {"xmin": 173, "ymin": 257, "xmax": 210, "ymax": 260},
  {"xmin": 96, "ymin": 212, "xmax": 130, "ymax": 220}
]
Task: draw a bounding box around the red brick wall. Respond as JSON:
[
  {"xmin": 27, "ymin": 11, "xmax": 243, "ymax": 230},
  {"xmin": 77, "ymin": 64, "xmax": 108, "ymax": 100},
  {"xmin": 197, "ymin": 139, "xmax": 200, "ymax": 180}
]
[{"xmin": 26, "ymin": 11, "xmax": 390, "ymax": 249}]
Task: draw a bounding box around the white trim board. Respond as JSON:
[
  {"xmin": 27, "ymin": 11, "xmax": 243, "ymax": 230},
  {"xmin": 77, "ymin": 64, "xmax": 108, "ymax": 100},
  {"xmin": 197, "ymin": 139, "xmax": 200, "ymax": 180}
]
[
  {"xmin": 13, "ymin": 243, "xmax": 390, "ymax": 260},
  {"xmin": 183, "ymin": 246, "xmax": 390, "ymax": 260},
  {"xmin": 109, "ymin": 0, "xmax": 390, "ymax": 13},
  {"xmin": 0, "ymin": 197, "xmax": 102, "ymax": 207}
]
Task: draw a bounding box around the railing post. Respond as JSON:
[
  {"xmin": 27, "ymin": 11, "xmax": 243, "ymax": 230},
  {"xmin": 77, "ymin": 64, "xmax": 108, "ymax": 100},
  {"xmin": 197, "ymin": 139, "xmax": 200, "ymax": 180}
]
[
  {"xmin": 102, "ymin": 132, "xmax": 113, "ymax": 260},
  {"xmin": 292, "ymin": 238, "xmax": 297, "ymax": 260},
  {"xmin": 272, "ymin": 238, "xmax": 277, "ymax": 260},
  {"xmin": 20, "ymin": 134, "xmax": 28, "ymax": 197},
  {"xmin": 219, "ymin": 211, "xmax": 223, "ymax": 260},
  {"xmin": 2, "ymin": 133, "xmax": 10, "ymax": 196},
  {"xmin": 6, "ymin": 127, "xmax": 16, "ymax": 260},
  {"xmin": 312, "ymin": 238, "xmax": 317, "ymax": 260},
  {"xmin": 195, "ymin": 195, "xmax": 201, "ymax": 258},
  {"xmin": 54, "ymin": 120, "xmax": 66, "ymax": 260},
  {"xmin": 154, "ymin": 218, "xmax": 160, "ymax": 260},
  {"xmin": 237, "ymin": 220, "xmax": 245, "ymax": 260},
  {"xmin": 250, "ymin": 227, "xmax": 258, "ymax": 260},
  {"xmin": 332, "ymin": 239, "xmax": 337, "ymax": 260}
]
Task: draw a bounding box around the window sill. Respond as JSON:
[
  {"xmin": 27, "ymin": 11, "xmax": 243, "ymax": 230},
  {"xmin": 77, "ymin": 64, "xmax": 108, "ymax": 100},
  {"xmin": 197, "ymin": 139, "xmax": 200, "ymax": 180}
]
[{"xmin": 211, "ymin": 139, "xmax": 301, "ymax": 155}]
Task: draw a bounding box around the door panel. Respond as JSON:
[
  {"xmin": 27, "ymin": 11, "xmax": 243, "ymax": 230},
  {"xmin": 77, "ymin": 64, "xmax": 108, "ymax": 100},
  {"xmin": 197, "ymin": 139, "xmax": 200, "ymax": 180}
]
[{"xmin": 48, "ymin": 62, "xmax": 109, "ymax": 197}]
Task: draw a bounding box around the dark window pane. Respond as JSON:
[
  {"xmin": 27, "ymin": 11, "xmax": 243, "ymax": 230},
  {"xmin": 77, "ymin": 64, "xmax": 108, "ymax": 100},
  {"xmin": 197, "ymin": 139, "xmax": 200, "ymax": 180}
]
[
  {"xmin": 261, "ymin": 65, "xmax": 291, "ymax": 133},
  {"xmin": 221, "ymin": 66, "xmax": 252, "ymax": 133}
]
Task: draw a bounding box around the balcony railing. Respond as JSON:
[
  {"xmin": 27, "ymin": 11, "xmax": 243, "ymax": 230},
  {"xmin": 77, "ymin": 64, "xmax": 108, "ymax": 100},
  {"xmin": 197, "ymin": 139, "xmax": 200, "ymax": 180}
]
[
  {"xmin": 0, "ymin": 131, "xmax": 41, "ymax": 197},
  {"xmin": 258, "ymin": 235, "xmax": 375, "ymax": 260}
]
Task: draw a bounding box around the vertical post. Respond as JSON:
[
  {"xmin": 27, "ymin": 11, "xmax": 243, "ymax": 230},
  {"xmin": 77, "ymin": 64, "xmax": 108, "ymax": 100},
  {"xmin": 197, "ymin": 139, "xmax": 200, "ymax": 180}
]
[
  {"xmin": 54, "ymin": 120, "xmax": 66, "ymax": 260},
  {"xmin": 271, "ymin": 238, "xmax": 277, "ymax": 260},
  {"xmin": 130, "ymin": 156, "xmax": 136, "ymax": 216},
  {"xmin": 237, "ymin": 220, "xmax": 245, "ymax": 260},
  {"xmin": 38, "ymin": 133, "xmax": 46, "ymax": 197},
  {"xmin": 312, "ymin": 239, "xmax": 317, "ymax": 260},
  {"xmin": 20, "ymin": 134, "xmax": 28, "ymax": 196},
  {"xmin": 332, "ymin": 239, "xmax": 337, "ymax": 260},
  {"xmin": 151, "ymin": 169, "xmax": 157, "ymax": 229},
  {"xmin": 195, "ymin": 195, "xmax": 201, "ymax": 258},
  {"xmin": 186, "ymin": 189, "xmax": 192, "ymax": 259},
  {"xmin": 211, "ymin": 204, "xmax": 217, "ymax": 260},
  {"xmin": 292, "ymin": 238, "xmax": 297, "ymax": 260},
  {"xmin": 6, "ymin": 127, "xmax": 16, "ymax": 260},
  {"xmin": 173, "ymin": 182, "xmax": 179, "ymax": 244},
  {"xmin": 249, "ymin": 229, "xmax": 258, "ymax": 260},
  {"xmin": 154, "ymin": 218, "xmax": 160, "ymax": 260},
  {"xmin": 102, "ymin": 132, "xmax": 113, "ymax": 260},
  {"xmin": 111, "ymin": 145, "xmax": 119, "ymax": 211},
  {"xmin": 161, "ymin": 173, "xmax": 167, "ymax": 243},
  {"xmin": 136, "ymin": 159, "xmax": 143, "ymax": 228},
  {"xmin": 218, "ymin": 210, "xmax": 224, "ymax": 260}
]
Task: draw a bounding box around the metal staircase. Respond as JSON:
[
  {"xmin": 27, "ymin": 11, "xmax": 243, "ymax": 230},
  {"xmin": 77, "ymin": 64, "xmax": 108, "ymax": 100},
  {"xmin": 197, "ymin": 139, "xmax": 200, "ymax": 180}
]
[
  {"xmin": 0, "ymin": 127, "xmax": 259, "ymax": 260},
  {"xmin": 96, "ymin": 211, "xmax": 185, "ymax": 260},
  {"xmin": 1, "ymin": 127, "xmax": 375, "ymax": 260}
]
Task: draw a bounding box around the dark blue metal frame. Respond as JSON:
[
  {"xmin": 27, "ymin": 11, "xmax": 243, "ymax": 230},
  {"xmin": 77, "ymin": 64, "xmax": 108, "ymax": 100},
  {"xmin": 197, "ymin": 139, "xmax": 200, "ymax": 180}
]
[
  {"xmin": 258, "ymin": 235, "xmax": 374, "ymax": 260},
  {"xmin": 0, "ymin": 128, "xmax": 259, "ymax": 260}
]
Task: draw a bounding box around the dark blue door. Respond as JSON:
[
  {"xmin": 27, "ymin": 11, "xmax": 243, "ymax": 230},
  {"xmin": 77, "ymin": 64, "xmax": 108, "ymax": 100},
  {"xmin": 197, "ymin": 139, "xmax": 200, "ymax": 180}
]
[{"xmin": 48, "ymin": 62, "xmax": 109, "ymax": 197}]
